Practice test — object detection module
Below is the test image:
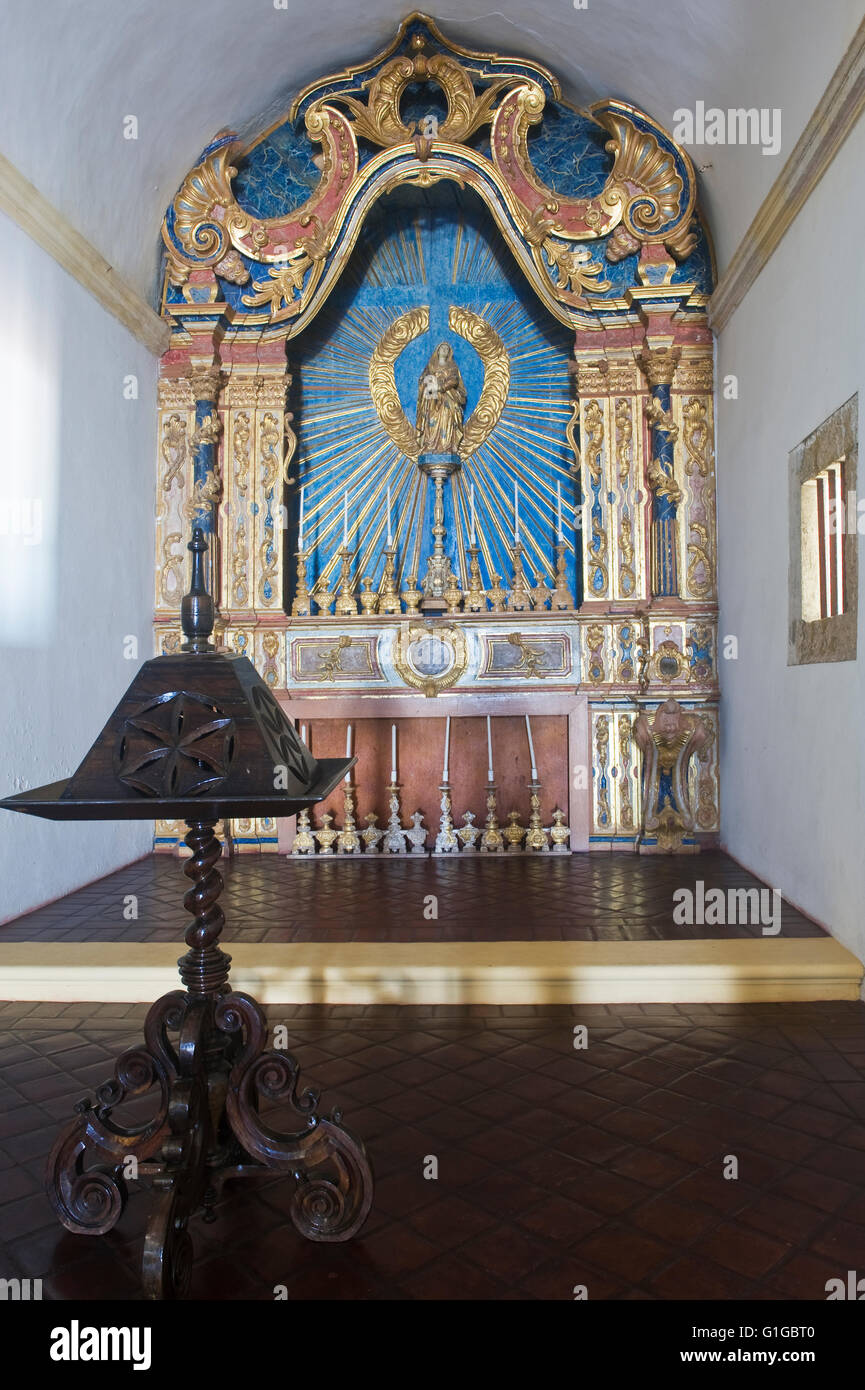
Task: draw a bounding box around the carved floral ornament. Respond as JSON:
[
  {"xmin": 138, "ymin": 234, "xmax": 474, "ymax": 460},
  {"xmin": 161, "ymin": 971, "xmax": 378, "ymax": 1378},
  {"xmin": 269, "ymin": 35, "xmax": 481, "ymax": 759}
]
[{"xmin": 161, "ymin": 13, "xmax": 700, "ymax": 336}]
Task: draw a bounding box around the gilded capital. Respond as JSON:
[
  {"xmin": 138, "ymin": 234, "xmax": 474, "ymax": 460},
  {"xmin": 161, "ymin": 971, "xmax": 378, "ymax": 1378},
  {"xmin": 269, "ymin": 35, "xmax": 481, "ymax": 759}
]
[
  {"xmin": 638, "ymin": 346, "xmax": 680, "ymax": 389},
  {"xmin": 189, "ymin": 369, "xmax": 223, "ymax": 404}
]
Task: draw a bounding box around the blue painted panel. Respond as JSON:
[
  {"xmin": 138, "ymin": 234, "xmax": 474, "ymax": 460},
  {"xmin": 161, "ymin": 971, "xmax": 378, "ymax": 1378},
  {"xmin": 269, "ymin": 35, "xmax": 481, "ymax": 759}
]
[{"xmin": 290, "ymin": 184, "xmax": 582, "ymax": 609}]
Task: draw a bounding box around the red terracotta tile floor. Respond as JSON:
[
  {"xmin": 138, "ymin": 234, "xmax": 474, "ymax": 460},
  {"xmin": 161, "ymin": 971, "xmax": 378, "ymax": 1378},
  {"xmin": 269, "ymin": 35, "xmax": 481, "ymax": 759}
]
[
  {"xmin": 0, "ymin": 850, "xmax": 826, "ymax": 944},
  {"xmin": 1, "ymin": 999, "xmax": 863, "ymax": 1300}
]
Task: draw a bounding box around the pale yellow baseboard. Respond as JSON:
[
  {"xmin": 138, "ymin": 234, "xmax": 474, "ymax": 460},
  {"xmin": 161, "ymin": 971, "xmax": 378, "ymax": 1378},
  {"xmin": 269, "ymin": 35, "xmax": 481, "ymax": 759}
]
[{"xmin": 0, "ymin": 938, "xmax": 860, "ymax": 1005}]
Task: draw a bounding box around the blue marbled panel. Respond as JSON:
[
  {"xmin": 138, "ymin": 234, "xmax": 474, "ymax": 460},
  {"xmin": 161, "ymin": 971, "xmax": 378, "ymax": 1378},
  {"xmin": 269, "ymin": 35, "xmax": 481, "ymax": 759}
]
[{"xmin": 525, "ymin": 104, "xmax": 612, "ymax": 200}]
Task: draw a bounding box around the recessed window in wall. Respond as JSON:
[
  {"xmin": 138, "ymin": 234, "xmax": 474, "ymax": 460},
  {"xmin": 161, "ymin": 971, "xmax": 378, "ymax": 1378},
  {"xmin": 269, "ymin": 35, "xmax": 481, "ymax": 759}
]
[
  {"xmin": 789, "ymin": 396, "xmax": 857, "ymax": 666},
  {"xmin": 800, "ymin": 459, "xmax": 845, "ymax": 621}
]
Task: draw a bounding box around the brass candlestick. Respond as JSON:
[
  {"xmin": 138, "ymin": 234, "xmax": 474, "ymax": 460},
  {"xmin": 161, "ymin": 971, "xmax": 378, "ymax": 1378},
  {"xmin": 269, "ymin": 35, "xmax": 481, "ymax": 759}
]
[
  {"xmin": 314, "ymin": 810, "xmax": 339, "ymax": 854},
  {"xmin": 434, "ymin": 784, "xmax": 458, "ymax": 854},
  {"xmin": 400, "ymin": 574, "xmax": 423, "ymax": 615},
  {"xmin": 531, "ymin": 575, "xmax": 553, "ymax": 611},
  {"xmin": 383, "ymin": 784, "xmax": 407, "ymax": 854},
  {"xmin": 291, "ymin": 805, "xmax": 316, "ymax": 854},
  {"xmin": 550, "ymin": 807, "xmax": 571, "ymax": 853},
  {"xmin": 508, "ymin": 542, "xmax": 532, "ymax": 611},
  {"xmin": 405, "ymin": 810, "xmax": 428, "ymax": 854},
  {"xmin": 335, "ymin": 546, "xmax": 358, "ymax": 616},
  {"xmin": 337, "ymin": 783, "xmax": 361, "ymax": 854},
  {"xmin": 487, "ymin": 573, "xmax": 507, "ymax": 613},
  {"xmin": 552, "ymin": 541, "xmax": 574, "ymax": 610},
  {"xmin": 457, "ymin": 810, "xmax": 481, "ymax": 852},
  {"xmin": 359, "ymin": 576, "xmax": 378, "ymax": 615},
  {"xmin": 465, "ymin": 544, "xmax": 487, "ymax": 612},
  {"xmin": 361, "ymin": 812, "xmax": 383, "ymax": 853},
  {"xmin": 292, "ymin": 548, "xmax": 312, "ymax": 616},
  {"xmin": 503, "ymin": 809, "xmax": 527, "ymax": 852},
  {"xmin": 314, "ymin": 581, "xmax": 336, "ymax": 615},
  {"xmin": 443, "ymin": 568, "xmax": 463, "ymax": 615},
  {"xmin": 525, "ymin": 782, "xmax": 549, "ymax": 852},
  {"xmin": 380, "ymin": 547, "xmax": 401, "ymax": 614},
  {"xmin": 480, "ymin": 783, "xmax": 504, "ymax": 853}
]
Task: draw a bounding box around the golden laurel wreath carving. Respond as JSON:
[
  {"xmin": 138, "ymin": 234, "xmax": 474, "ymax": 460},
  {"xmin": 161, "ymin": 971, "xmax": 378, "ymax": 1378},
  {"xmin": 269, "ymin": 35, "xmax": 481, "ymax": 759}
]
[
  {"xmin": 368, "ymin": 305, "xmax": 509, "ymax": 460},
  {"xmin": 368, "ymin": 306, "xmax": 430, "ymax": 460},
  {"xmin": 448, "ymin": 306, "xmax": 509, "ymax": 457}
]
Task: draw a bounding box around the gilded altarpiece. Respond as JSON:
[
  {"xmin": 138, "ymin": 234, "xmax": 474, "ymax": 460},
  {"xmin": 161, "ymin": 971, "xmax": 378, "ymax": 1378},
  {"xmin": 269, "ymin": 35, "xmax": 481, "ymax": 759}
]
[{"xmin": 153, "ymin": 13, "xmax": 720, "ymax": 853}]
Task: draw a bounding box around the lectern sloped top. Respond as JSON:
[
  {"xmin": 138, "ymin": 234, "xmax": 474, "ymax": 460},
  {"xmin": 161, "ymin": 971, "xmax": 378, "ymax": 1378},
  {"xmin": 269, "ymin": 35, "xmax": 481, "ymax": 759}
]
[{"xmin": 0, "ymin": 529, "xmax": 353, "ymax": 822}]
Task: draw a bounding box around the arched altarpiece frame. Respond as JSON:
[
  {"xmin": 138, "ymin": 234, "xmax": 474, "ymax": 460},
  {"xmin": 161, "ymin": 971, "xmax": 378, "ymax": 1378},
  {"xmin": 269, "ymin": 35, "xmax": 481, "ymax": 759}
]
[{"xmin": 153, "ymin": 12, "xmax": 720, "ymax": 852}]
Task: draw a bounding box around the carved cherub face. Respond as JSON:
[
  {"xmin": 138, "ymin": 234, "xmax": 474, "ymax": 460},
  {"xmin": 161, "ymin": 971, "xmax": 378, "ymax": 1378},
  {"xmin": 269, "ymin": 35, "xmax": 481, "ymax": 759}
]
[{"xmin": 654, "ymin": 700, "xmax": 682, "ymax": 740}]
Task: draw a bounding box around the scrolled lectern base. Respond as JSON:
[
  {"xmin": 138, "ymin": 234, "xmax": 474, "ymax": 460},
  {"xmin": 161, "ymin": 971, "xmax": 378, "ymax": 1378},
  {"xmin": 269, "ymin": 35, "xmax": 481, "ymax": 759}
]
[{"xmin": 45, "ymin": 821, "xmax": 373, "ymax": 1300}]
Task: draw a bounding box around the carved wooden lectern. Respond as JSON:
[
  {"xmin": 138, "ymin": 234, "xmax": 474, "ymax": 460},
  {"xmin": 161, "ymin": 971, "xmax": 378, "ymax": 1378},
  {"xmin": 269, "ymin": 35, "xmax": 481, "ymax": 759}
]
[{"xmin": 0, "ymin": 531, "xmax": 373, "ymax": 1298}]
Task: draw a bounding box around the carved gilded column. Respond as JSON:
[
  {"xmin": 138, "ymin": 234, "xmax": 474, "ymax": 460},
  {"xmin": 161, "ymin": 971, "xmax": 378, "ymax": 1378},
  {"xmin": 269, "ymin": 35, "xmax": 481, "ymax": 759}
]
[
  {"xmin": 189, "ymin": 368, "xmax": 223, "ymax": 598},
  {"xmin": 639, "ymin": 347, "xmax": 682, "ymax": 598}
]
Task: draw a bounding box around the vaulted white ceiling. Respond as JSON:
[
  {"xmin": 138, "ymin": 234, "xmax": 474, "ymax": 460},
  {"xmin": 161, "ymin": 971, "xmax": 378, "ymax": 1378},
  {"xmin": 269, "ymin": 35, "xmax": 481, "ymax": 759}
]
[{"xmin": 2, "ymin": 0, "xmax": 861, "ymax": 304}]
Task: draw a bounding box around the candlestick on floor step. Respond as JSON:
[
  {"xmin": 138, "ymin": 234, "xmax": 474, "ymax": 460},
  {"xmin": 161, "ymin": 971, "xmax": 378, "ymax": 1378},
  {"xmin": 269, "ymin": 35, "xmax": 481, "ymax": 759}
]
[
  {"xmin": 337, "ymin": 784, "xmax": 361, "ymax": 854},
  {"xmin": 480, "ymin": 785, "xmax": 504, "ymax": 853},
  {"xmin": 434, "ymin": 784, "xmax": 458, "ymax": 854},
  {"xmin": 457, "ymin": 810, "xmax": 481, "ymax": 852},
  {"xmin": 504, "ymin": 809, "xmax": 527, "ymax": 852},
  {"xmin": 314, "ymin": 811, "xmax": 339, "ymax": 855},
  {"xmin": 361, "ymin": 812, "xmax": 383, "ymax": 853},
  {"xmin": 525, "ymin": 782, "xmax": 549, "ymax": 852},
  {"xmin": 291, "ymin": 806, "xmax": 316, "ymax": 855},
  {"xmin": 292, "ymin": 548, "xmax": 312, "ymax": 617},
  {"xmin": 382, "ymin": 785, "xmax": 408, "ymax": 854}
]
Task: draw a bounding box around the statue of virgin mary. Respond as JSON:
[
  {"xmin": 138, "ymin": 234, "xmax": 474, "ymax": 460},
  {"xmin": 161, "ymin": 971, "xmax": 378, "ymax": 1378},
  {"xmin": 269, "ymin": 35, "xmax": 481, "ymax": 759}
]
[{"xmin": 416, "ymin": 341, "xmax": 466, "ymax": 455}]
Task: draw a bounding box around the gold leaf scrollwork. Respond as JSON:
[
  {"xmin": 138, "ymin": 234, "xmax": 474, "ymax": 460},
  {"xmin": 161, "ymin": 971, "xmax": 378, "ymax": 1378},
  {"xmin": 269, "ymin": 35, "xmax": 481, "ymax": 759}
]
[
  {"xmin": 160, "ymin": 533, "xmax": 184, "ymax": 606},
  {"xmin": 259, "ymin": 413, "xmax": 283, "ymax": 494},
  {"xmin": 687, "ymin": 522, "xmax": 713, "ymax": 598},
  {"xmin": 614, "ymin": 398, "xmax": 632, "ymax": 485},
  {"xmin": 241, "ymin": 256, "xmax": 314, "ymax": 317},
  {"xmin": 233, "ymin": 521, "xmax": 248, "ymax": 606},
  {"xmin": 582, "ymin": 400, "xmax": 604, "ymax": 486},
  {"xmin": 448, "ymin": 306, "xmax": 510, "ymax": 457},
  {"xmin": 160, "ymin": 414, "xmax": 188, "ymax": 492},
  {"xmin": 506, "ymin": 633, "xmax": 547, "ymax": 679},
  {"xmin": 540, "ymin": 237, "xmax": 611, "ymax": 296},
  {"xmin": 329, "ymin": 50, "xmax": 511, "ymax": 148},
  {"xmin": 618, "ymin": 714, "xmax": 634, "ymax": 830},
  {"xmin": 183, "ymin": 467, "xmax": 222, "ymax": 520},
  {"xmin": 682, "ymin": 397, "xmax": 710, "ymax": 477},
  {"xmin": 232, "ymin": 411, "xmax": 251, "ymax": 494},
  {"xmin": 593, "ymin": 108, "xmax": 696, "ymax": 259},
  {"xmin": 595, "ymin": 714, "xmax": 610, "ymax": 827},
  {"xmin": 317, "ymin": 634, "xmax": 352, "ymax": 682},
  {"xmin": 369, "ymin": 307, "xmax": 430, "ymax": 459}
]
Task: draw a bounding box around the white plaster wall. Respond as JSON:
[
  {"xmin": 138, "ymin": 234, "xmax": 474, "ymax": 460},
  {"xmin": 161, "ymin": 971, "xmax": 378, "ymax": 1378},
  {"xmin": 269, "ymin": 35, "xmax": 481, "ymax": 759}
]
[
  {"xmin": 716, "ymin": 116, "xmax": 865, "ymax": 965},
  {"xmin": 1, "ymin": 0, "xmax": 861, "ymax": 297},
  {"xmin": 0, "ymin": 210, "xmax": 155, "ymax": 922}
]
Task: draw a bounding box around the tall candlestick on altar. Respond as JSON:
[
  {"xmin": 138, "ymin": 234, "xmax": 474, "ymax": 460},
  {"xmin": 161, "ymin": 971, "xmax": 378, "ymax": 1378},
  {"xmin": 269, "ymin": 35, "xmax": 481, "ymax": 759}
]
[
  {"xmin": 386, "ymin": 485, "xmax": 392, "ymax": 547},
  {"xmin": 443, "ymin": 715, "xmax": 451, "ymax": 782},
  {"xmin": 343, "ymin": 490, "xmax": 348, "ymax": 546},
  {"xmin": 486, "ymin": 714, "xmax": 494, "ymax": 783},
  {"xmin": 345, "ymin": 723, "xmax": 353, "ymax": 782},
  {"xmin": 391, "ymin": 723, "xmax": 397, "ymax": 785},
  {"xmin": 299, "ymin": 485, "xmax": 305, "ymax": 550},
  {"xmin": 470, "ymin": 483, "xmax": 476, "ymax": 546},
  {"xmin": 514, "ymin": 482, "xmax": 520, "ymax": 544},
  {"xmin": 300, "ymin": 724, "xmax": 306, "ymax": 744},
  {"xmin": 525, "ymin": 714, "xmax": 538, "ymax": 782},
  {"xmin": 557, "ymin": 480, "xmax": 563, "ymax": 543}
]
